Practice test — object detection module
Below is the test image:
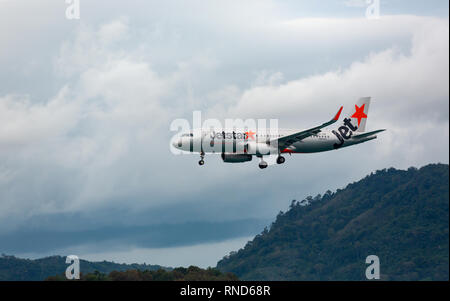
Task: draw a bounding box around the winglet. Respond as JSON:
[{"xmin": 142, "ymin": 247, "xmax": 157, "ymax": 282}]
[{"xmin": 333, "ymin": 106, "xmax": 343, "ymax": 121}]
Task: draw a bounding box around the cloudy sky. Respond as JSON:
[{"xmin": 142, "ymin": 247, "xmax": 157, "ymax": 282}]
[{"xmin": 0, "ymin": 0, "xmax": 448, "ymax": 268}]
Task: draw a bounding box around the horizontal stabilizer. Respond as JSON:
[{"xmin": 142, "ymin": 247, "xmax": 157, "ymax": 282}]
[{"xmin": 352, "ymin": 129, "xmax": 386, "ymax": 139}]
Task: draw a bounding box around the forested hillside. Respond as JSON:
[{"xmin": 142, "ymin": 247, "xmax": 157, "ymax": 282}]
[
  {"xmin": 46, "ymin": 266, "xmax": 238, "ymax": 281},
  {"xmin": 0, "ymin": 255, "xmax": 166, "ymax": 281},
  {"xmin": 217, "ymin": 164, "xmax": 449, "ymax": 280}
]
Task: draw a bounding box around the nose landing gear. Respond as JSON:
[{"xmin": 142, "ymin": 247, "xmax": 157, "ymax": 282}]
[{"xmin": 198, "ymin": 151, "xmax": 205, "ymax": 166}]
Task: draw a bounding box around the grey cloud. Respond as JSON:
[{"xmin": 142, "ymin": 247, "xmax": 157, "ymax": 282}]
[
  {"xmin": 0, "ymin": 217, "xmax": 269, "ymax": 254},
  {"xmin": 0, "ymin": 1, "xmax": 448, "ymax": 263}
]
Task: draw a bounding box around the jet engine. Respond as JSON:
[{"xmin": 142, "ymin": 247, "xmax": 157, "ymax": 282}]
[{"xmin": 221, "ymin": 153, "xmax": 252, "ymax": 163}]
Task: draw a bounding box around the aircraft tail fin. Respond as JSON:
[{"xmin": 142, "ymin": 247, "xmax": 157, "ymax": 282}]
[{"xmin": 346, "ymin": 97, "xmax": 371, "ymax": 132}]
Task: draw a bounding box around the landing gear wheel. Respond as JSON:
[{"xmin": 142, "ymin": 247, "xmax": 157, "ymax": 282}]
[
  {"xmin": 199, "ymin": 151, "xmax": 205, "ymax": 166},
  {"xmin": 276, "ymin": 156, "xmax": 285, "ymax": 164},
  {"xmin": 259, "ymin": 161, "xmax": 268, "ymax": 169}
]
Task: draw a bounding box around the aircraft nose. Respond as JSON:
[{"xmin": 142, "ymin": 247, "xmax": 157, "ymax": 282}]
[{"xmin": 172, "ymin": 138, "xmax": 182, "ymax": 148}]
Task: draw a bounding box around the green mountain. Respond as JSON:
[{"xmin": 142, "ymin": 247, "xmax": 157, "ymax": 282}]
[
  {"xmin": 46, "ymin": 266, "xmax": 238, "ymax": 281},
  {"xmin": 217, "ymin": 164, "xmax": 449, "ymax": 280},
  {"xmin": 0, "ymin": 255, "xmax": 167, "ymax": 281}
]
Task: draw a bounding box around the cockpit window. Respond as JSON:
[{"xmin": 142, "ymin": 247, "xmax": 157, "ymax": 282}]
[{"xmin": 181, "ymin": 133, "xmax": 194, "ymax": 137}]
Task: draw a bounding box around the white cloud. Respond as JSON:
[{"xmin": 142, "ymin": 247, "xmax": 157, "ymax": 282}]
[
  {"xmin": 1, "ymin": 15, "xmax": 448, "ymax": 219},
  {"xmin": 0, "ymin": 88, "xmax": 78, "ymax": 151},
  {"xmin": 97, "ymin": 18, "xmax": 129, "ymax": 45},
  {"xmin": 222, "ymin": 16, "xmax": 448, "ymax": 137},
  {"xmin": 344, "ymin": 0, "xmax": 368, "ymax": 8}
]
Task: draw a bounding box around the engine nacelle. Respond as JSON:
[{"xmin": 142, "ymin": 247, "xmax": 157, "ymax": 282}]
[{"xmin": 221, "ymin": 153, "xmax": 253, "ymax": 163}]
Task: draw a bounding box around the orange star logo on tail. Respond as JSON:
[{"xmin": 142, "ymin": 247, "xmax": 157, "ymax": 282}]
[{"xmin": 351, "ymin": 104, "xmax": 367, "ymax": 126}]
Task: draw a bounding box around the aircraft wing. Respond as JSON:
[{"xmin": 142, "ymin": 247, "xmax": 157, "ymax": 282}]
[{"xmin": 271, "ymin": 106, "xmax": 343, "ymax": 149}]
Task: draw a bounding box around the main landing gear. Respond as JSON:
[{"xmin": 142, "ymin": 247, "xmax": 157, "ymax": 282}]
[
  {"xmin": 258, "ymin": 155, "xmax": 285, "ymax": 169},
  {"xmin": 198, "ymin": 151, "xmax": 205, "ymax": 166},
  {"xmin": 258, "ymin": 157, "xmax": 268, "ymax": 169},
  {"xmin": 276, "ymin": 155, "xmax": 285, "ymax": 165}
]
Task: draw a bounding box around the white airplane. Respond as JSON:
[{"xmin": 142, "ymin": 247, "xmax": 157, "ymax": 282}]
[{"xmin": 173, "ymin": 97, "xmax": 385, "ymax": 169}]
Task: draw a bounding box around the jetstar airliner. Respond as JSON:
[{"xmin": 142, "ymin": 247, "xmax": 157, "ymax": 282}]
[{"xmin": 173, "ymin": 97, "xmax": 385, "ymax": 169}]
